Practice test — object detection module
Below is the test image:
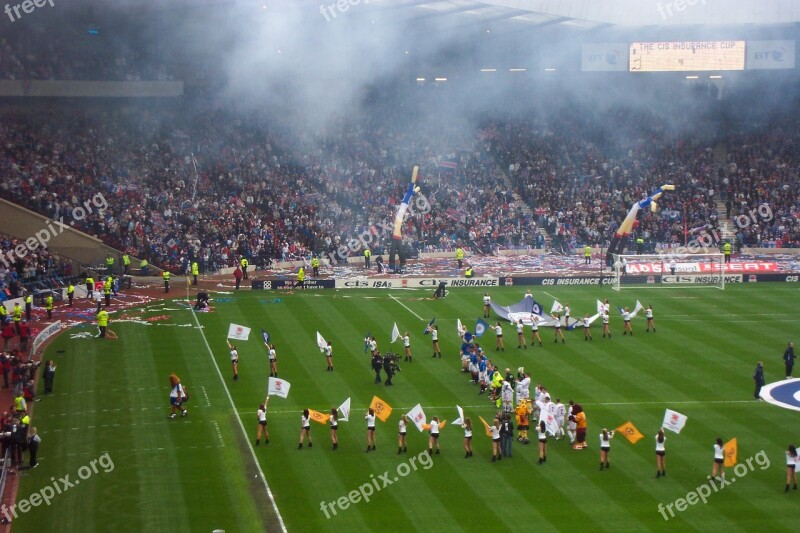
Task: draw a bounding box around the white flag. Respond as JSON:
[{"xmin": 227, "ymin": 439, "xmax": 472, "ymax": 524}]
[
  {"xmin": 227, "ymin": 323, "xmax": 251, "ymax": 341},
  {"xmin": 457, "ymin": 318, "xmax": 464, "ymax": 337},
  {"xmin": 451, "ymin": 405, "xmax": 465, "ymax": 426},
  {"xmin": 316, "ymin": 331, "xmax": 328, "ymax": 352},
  {"xmin": 407, "ymin": 403, "xmax": 427, "ymax": 432},
  {"xmin": 338, "ymin": 397, "xmax": 351, "ymax": 422},
  {"xmin": 630, "ymin": 300, "xmax": 644, "ymax": 319},
  {"xmin": 537, "ymin": 402, "xmax": 559, "ymax": 436},
  {"xmin": 597, "ymin": 300, "xmax": 606, "ymax": 315},
  {"xmin": 391, "ymin": 322, "xmax": 401, "ymax": 343},
  {"xmin": 662, "ymin": 408, "xmax": 688, "ymax": 434},
  {"xmin": 267, "ymin": 376, "xmax": 291, "ymax": 398},
  {"xmin": 551, "ymin": 300, "xmax": 564, "ymax": 314}
]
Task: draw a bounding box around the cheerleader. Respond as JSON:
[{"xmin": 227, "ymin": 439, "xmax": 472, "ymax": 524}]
[
  {"xmin": 786, "ymin": 444, "xmax": 798, "ymax": 492},
  {"xmin": 403, "ymin": 332, "xmax": 413, "ymax": 362},
  {"xmin": 494, "ymin": 322, "xmax": 505, "ymax": 352},
  {"xmin": 429, "ymin": 325, "xmax": 442, "ymax": 358},
  {"xmin": 428, "ymin": 417, "xmax": 440, "ymax": 455},
  {"xmin": 398, "ymin": 415, "xmax": 408, "ymax": 454},
  {"xmin": 516, "ymin": 320, "xmax": 527, "ymax": 349},
  {"xmin": 602, "ymin": 310, "xmax": 611, "ymax": 338},
  {"xmin": 491, "ymin": 419, "xmax": 502, "ymax": 462},
  {"xmin": 552, "ymin": 314, "xmax": 565, "ymax": 343},
  {"xmin": 256, "ymin": 397, "xmax": 269, "ymax": 446},
  {"xmin": 711, "ymin": 437, "xmax": 725, "ymax": 483},
  {"xmin": 298, "ymin": 409, "xmax": 312, "ymax": 449},
  {"xmin": 537, "ymin": 420, "xmax": 548, "ymax": 464},
  {"xmin": 582, "ymin": 314, "xmax": 593, "ymax": 341},
  {"xmin": 645, "ymin": 305, "xmax": 656, "ymax": 332},
  {"xmin": 324, "ymin": 341, "xmax": 333, "ymax": 372},
  {"xmin": 462, "ymin": 418, "xmax": 473, "ymax": 458},
  {"xmin": 330, "ymin": 408, "xmax": 339, "ymax": 451},
  {"xmin": 655, "ymin": 429, "xmax": 667, "ymax": 478},
  {"xmin": 599, "ymin": 428, "xmax": 614, "ymax": 470},
  {"xmin": 530, "ymin": 314, "xmax": 543, "ymax": 347},
  {"xmin": 368, "ymin": 336, "xmax": 378, "ymax": 357},
  {"xmin": 483, "ymin": 293, "xmax": 491, "ymax": 318},
  {"xmin": 365, "ymin": 408, "xmax": 376, "ymax": 452},
  {"xmin": 227, "ymin": 341, "xmax": 239, "ymax": 381},
  {"xmin": 268, "ymin": 343, "xmax": 278, "ymax": 377},
  {"xmin": 622, "ymin": 307, "xmax": 633, "ymax": 336}
]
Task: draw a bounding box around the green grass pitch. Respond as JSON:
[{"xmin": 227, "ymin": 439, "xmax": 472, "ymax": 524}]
[{"xmin": 12, "ymin": 284, "xmax": 800, "ymax": 532}]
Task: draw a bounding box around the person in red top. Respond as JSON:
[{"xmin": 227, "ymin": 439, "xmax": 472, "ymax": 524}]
[
  {"xmin": 233, "ymin": 266, "xmax": 243, "ymax": 290},
  {"xmin": 18, "ymin": 320, "xmax": 31, "ymax": 354},
  {"xmin": 2, "ymin": 321, "xmax": 15, "ymax": 351}
]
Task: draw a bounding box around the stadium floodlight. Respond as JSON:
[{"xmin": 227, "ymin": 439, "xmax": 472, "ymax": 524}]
[{"xmin": 611, "ymin": 253, "xmax": 726, "ymax": 291}]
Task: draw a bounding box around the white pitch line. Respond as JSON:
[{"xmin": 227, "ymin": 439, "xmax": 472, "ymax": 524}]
[
  {"xmin": 389, "ymin": 294, "xmax": 425, "ymax": 321},
  {"xmin": 190, "ymin": 307, "xmax": 287, "ymax": 533},
  {"xmin": 211, "ymin": 420, "xmax": 225, "ymax": 448},
  {"xmin": 201, "ymin": 385, "xmax": 211, "ymax": 407},
  {"xmin": 543, "ymin": 291, "xmax": 557, "ymax": 300}
]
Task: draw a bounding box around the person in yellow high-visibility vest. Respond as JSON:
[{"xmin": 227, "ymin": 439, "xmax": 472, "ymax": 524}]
[
  {"xmin": 723, "ymin": 241, "xmax": 732, "ymax": 264},
  {"xmin": 140, "ymin": 259, "xmax": 149, "ymax": 276},
  {"xmin": 240, "ymin": 257, "xmax": 249, "ymax": 280},
  {"xmin": 97, "ymin": 309, "xmax": 109, "ymax": 338},
  {"xmin": 191, "ymin": 262, "xmax": 199, "ymax": 286},
  {"xmin": 455, "ymin": 247, "xmax": 464, "ymax": 269},
  {"xmin": 67, "ymin": 282, "xmax": 75, "ymax": 307},
  {"xmin": 12, "ymin": 303, "xmax": 22, "ymax": 334},
  {"xmin": 105, "ymin": 254, "xmax": 115, "ymax": 276},
  {"xmin": 24, "ymin": 292, "xmax": 33, "ymax": 320},
  {"xmin": 295, "ymin": 266, "xmax": 305, "ymax": 290},
  {"xmin": 363, "ymin": 248, "xmax": 371, "ymax": 269},
  {"xmin": 44, "ymin": 293, "xmax": 54, "ymax": 319},
  {"xmin": 104, "ymin": 277, "xmax": 112, "ymax": 307},
  {"xmin": 122, "ymin": 253, "xmax": 131, "ymax": 275},
  {"xmin": 85, "ymin": 275, "xmax": 94, "ymax": 299},
  {"xmin": 311, "ymin": 256, "xmax": 320, "ymax": 277},
  {"xmin": 163, "ymin": 270, "xmax": 170, "ymax": 293},
  {"xmin": 584, "ymin": 245, "xmax": 592, "ymax": 265}
]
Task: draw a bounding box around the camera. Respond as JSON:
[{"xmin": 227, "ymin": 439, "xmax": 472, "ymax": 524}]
[{"xmin": 384, "ymin": 352, "xmax": 401, "ymax": 373}]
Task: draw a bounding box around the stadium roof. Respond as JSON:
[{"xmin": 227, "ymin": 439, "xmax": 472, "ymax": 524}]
[{"xmin": 365, "ymin": 0, "xmax": 800, "ymax": 28}]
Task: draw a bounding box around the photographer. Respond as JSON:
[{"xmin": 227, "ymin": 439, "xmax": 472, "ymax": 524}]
[
  {"xmin": 383, "ymin": 352, "xmax": 398, "ymax": 386},
  {"xmin": 371, "ymin": 352, "xmax": 383, "ymax": 384}
]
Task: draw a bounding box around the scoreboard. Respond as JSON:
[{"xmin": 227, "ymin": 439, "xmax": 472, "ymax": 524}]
[{"xmin": 629, "ymin": 41, "xmax": 746, "ymax": 72}]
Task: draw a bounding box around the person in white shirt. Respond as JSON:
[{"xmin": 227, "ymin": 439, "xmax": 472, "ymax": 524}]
[
  {"xmin": 462, "ymin": 418, "xmax": 473, "ymax": 458},
  {"xmin": 268, "ymin": 343, "xmax": 278, "ymax": 377},
  {"xmin": 428, "ymin": 417, "xmax": 441, "ymax": 455},
  {"xmin": 645, "ymin": 305, "xmax": 656, "ymax": 333},
  {"xmin": 298, "ymin": 409, "xmax": 312, "ymax": 449},
  {"xmin": 226, "ymin": 341, "xmax": 239, "ymax": 381},
  {"xmin": 501, "ymin": 381, "xmax": 514, "ymax": 414},
  {"xmin": 428, "ymin": 325, "xmax": 441, "ymax": 358},
  {"xmin": 582, "ymin": 314, "xmax": 593, "ymax": 341},
  {"xmin": 516, "ymin": 320, "xmax": 527, "ymax": 349},
  {"xmin": 537, "ymin": 420, "xmax": 548, "ymax": 465},
  {"xmin": 599, "ymin": 428, "xmax": 615, "ymax": 470},
  {"xmin": 553, "ymin": 314, "xmax": 565, "ymax": 344},
  {"xmin": 329, "ymin": 408, "xmax": 339, "ymax": 451},
  {"xmin": 324, "ymin": 341, "xmax": 333, "ymax": 371},
  {"xmin": 397, "ymin": 415, "xmax": 408, "ymax": 454},
  {"xmin": 655, "ymin": 429, "xmax": 667, "ymax": 478},
  {"xmin": 517, "ymin": 373, "xmax": 531, "ymax": 401},
  {"xmin": 365, "ymin": 408, "xmax": 376, "ymax": 452},
  {"xmin": 712, "ymin": 437, "xmax": 725, "ymax": 483},
  {"xmin": 554, "ymin": 399, "xmax": 566, "ymax": 440},
  {"xmin": 530, "ymin": 315, "xmax": 542, "ymax": 347},
  {"xmin": 566, "ymin": 400, "xmax": 576, "ymax": 444},
  {"xmin": 491, "ymin": 419, "xmax": 502, "ymax": 462},
  {"xmin": 786, "ymin": 444, "xmax": 798, "ymax": 492},
  {"xmin": 403, "ymin": 332, "xmax": 413, "ymax": 362},
  {"xmin": 483, "ymin": 293, "xmax": 491, "ymax": 318},
  {"xmin": 256, "ymin": 397, "xmax": 269, "ymax": 446},
  {"xmin": 564, "ymin": 305, "xmax": 571, "ymax": 327},
  {"xmin": 622, "ymin": 308, "xmax": 633, "ymax": 336},
  {"xmin": 602, "ymin": 310, "xmax": 611, "ymax": 338},
  {"xmin": 368, "ymin": 336, "xmax": 378, "ymax": 357},
  {"xmin": 494, "ymin": 322, "xmax": 505, "ymax": 352}
]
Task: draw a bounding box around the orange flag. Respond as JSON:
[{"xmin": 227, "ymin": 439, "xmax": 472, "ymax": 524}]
[
  {"xmin": 369, "ymin": 396, "xmax": 393, "ymax": 422},
  {"xmin": 422, "ymin": 420, "xmax": 447, "ymax": 431},
  {"xmin": 724, "ymin": 438, "xmax": 738, "ymax": 467},
  {"xmin": 308, "ymin": 409, "xmax": 330, "ymax": 425},
  {"xmin": 615, "ymin": 421, "xmax": 644, "ymax": 444},
  {"xmin": 478, "ymin": 415, "xmax": 493, "ymax": 438}
]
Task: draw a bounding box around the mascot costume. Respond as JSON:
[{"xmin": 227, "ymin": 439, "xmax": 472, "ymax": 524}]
[
  {"xmin": 389, "ymin": 166, "xmax": 421, "ymax": 273},
  {"xmin": 606, "ymin": 184, "xmax": 675, "ymax": 266}
]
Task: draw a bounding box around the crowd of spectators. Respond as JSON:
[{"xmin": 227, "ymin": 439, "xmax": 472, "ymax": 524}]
[
  {"xmin": 0, "ymin": 234, "xmax": 68, "ymax": 299},
  {"xmin": 1, "ymin": 91, "xmax": 799, "ymax": 278}
]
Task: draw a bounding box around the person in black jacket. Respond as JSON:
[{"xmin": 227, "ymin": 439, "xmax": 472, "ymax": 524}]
[
  {"xmin": 383, "ymin": 353, "xmax": 396, "ymax": 386},
  {"xmin": 500, "ymin": 414, "xmax": 514, "ymax": 458},
  {"xmin": 784, "ymin": 343, "xmax": 796, "ymax": 379},
  {"xmin": 754, "ymin": 361, "xmax": 765, "ymax": 400},
  {"xmin": 372, "ymin": 353, "xmax": 383, "ymax": 384},
  {"xmin": 28, "ymin": 427, "xmax": 40, "ymax": 468},
  {"xmin": 43, "ymin": 360, "xmax": 56, "ymax": 394}
]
